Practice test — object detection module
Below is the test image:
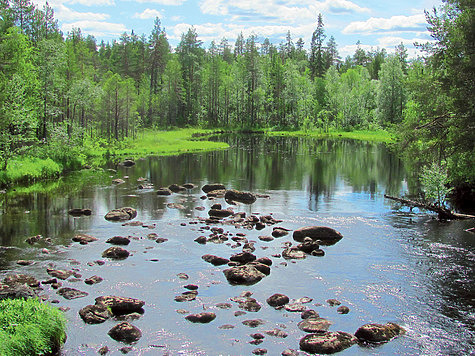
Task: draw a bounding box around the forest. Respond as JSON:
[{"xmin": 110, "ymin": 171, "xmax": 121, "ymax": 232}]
[{"xmin": 0, "ymin": 0, "xmax": 473, "ymax": 201}]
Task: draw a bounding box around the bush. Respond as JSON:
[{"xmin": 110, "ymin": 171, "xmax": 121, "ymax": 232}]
[{"xmin": 0, "ymin": 298, "xmax": 66, "ymax": 356}]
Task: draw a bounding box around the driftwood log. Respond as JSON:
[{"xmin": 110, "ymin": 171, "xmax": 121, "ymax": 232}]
[{"xmin": 384, "ymin": 194, "xmax": 475, "ymax": 220}]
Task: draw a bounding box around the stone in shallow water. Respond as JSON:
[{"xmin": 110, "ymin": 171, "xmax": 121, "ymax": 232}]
[
  {"xmin": 95, "ymin": 296, "xmax": 145, "ymax": 315},
  {"xmin": 104, "ymin": 207, "xmax": 137, "ymax": 221},
  {"xmin": 108, "ymin": 322, "xmax": 142, "ymax": 343},
  {"xmin": 79, "ymin": 304, "xmax": 111, "ymax": 324},
  {"xmin": 46, "ymin": 269, "xmax": 73, "ymax": 280},
  {"xmin": 57, "ymin": 287, "xmax": 89, "ymax": 300},
  {"xmin": 223, "ymin": 265, "xmax": 266, "ymax": 285},
  {"xmin": 298, "ymin": 318, "xmax": 333, "ymax": 333},
  {"xmin": 300, "ymin": 331, "xmax": 357, "ymax": 354},
  {"xmin": 102, "ymin": 247, "xmax": 130, "ymax": 259},
  {"xmin": 293, "ymin": 226, "xmax": 343, "ymax": 245},
  {"xmin": 106, "ymin": 236, "xmax": 130, "ymax": 245},
  {"xmin": 266, "ymin": 293, "xmax": 290, "ymax": 308},
  {"xmin": 185, "ymin": 312, "xmax": 216, "ymax": 323},
  {"xmin": 354, "ymin": 322, "xmax": 405, "ymax": 343}
]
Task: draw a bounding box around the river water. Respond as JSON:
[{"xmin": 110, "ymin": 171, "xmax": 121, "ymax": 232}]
[{"xmin": 0, "ymin": 135, "xmax": 473, "ymax": 355}]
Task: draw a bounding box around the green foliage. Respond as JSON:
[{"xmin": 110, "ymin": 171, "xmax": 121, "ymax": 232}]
[
  {"xmin": 420, "ymin": 161, "xmax": 453, "ymax": 207},
  {"xmin": 0, "ymin": 298, "xmax": 66, "ymax": 356},
  {"xmin": 0, "ymin": 156, "xmax": 61, "ymax": 185}
]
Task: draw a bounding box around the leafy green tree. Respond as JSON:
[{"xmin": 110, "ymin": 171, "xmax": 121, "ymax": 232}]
[{"xmin": 377, "ymin": 55, "xmax": 405, "ymax": 125}]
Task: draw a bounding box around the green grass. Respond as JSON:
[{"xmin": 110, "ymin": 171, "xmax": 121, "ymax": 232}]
[
  {"xmin": 0, "ymin": 298, "xmax": 67, "ymax": 356},
  {"xmin": 266, "ymin": 129, "xmax": 395, "ymax": 143},
  {"xmin": 111, "ymin": 128, "xmax": 229, "ymax": 157},
  {"xmin": 0, "ymin": 157, "xmax": 62, "ymax": 186}
]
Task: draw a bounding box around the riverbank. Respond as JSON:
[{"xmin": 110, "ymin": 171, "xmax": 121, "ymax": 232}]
[
  {"xmin": 0, "ymin": 128, "xmax": 392, "ymax": 190},
  {"xmin": 0, "ymin": 129, "xmax": 228, "ymax": 189}
]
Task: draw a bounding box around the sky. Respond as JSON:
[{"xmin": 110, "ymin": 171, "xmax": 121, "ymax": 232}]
[{"xmin": 30, "ymin": 0, "xmax": 443, "ymax": 57}]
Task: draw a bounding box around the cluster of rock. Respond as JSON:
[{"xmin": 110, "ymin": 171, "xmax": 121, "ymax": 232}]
[{"xmin": 4, "ymin": 180, "xmax": 409, "ymax": 355}]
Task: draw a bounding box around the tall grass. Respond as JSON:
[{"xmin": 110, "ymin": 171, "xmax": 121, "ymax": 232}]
[
  {"xmin": 113, "ymin": 128, "xmax": 229, "ymax": 157},
  {"xmin": 0, "ymin": 298, "xmax": 67, "ymax": 356},
  {"xmin": 266, "ymin": 129, "xmax": 394, "ymax": 143},
  {"xmin": 0, "ymin": 157, "xmax": 62, "ymax": 186}
]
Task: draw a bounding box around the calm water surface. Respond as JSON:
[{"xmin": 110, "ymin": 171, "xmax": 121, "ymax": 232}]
[{"xmin": 0, "ymin": 135, "xmax": 473, "ymax": 355}]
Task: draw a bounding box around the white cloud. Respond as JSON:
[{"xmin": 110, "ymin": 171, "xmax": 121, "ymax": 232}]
[
  {"xmin": 342, "ymin": 14, "xmax": 427, "ymax": 34},
  {"xmin": 55, "ymin": 4, "xmax": 110, "ymax": 21},
  {"xmin": 200, "ymin": 0, "xmax": 369, "ymax": 25},
  {"xmin": 68, "ymin": 0, "xmax": 115, "ymax": 6},
  {"xmin": 134, "ymin": 0, "xmax": 186, "ymax": 4},
  {"xmin": 133, "ymin": 8, "xmax": 163, "ymax": 19},
  {"xmin": 62, "ymin": 20, "xmax": 128, "ymax": 37}
]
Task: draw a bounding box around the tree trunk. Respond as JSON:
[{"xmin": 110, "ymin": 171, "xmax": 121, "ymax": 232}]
[{"xmin": 384, "ymin": 194, "xmax": 475, "ymax": 220}]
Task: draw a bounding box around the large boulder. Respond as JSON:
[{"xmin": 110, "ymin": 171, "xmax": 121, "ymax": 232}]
[
  {"xmin": 223, "ymin": 265, "xmax": 266, "ymax": 285},
  {"xmin": 79, "ymin": 304, "xmax": 111, "ymax": 324},
  {"xmin": 104, "ymin": 207, "xmax": 137, "ymax": 221},
  {"xmin": 293, "ymin": 226, "xmax": 343, "ymax": 245},
  {"xmin": 225, "ymin": 189, "xmax": 257, "ymax": 204},
  {"xmin": 95, "ymin": 296, "xmax": 145, "ymax": 315},
  {"xmin": 354, "ymin": 322, "xmax": 405, "ymax": 343},
  {"xmin": 108, "ymin": 322, "xmax": 142, "ymax": 343},
  {"xmin": 202, "ymin": 183, "xmax": 226, "ymax": 193},
  {"xmin": 299, "ymin": 331, "xmax": 357, "ymax": 354}
]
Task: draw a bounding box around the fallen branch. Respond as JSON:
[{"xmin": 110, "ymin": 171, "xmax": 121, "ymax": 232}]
[{"xmin": 384, "ymin": 194, "xmax": 475, "ymax": 220}]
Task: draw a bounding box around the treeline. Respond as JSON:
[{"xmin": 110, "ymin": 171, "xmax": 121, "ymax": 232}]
[{"xmin": 0, "ymin": 0, "xmax": 473, "ymax": 191}]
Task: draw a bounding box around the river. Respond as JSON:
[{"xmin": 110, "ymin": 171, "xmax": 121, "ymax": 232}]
[{"xmin": 0, "ymin": 135, "xmax": 473, "ymax": 355}]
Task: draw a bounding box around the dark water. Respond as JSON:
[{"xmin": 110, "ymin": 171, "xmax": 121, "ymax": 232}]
[{"xmin": 0, "ymin": 135, "xmax": 474, "ymax": 355}]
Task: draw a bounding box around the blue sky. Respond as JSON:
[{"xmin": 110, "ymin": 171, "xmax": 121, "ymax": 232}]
[{"xmin": 31, "ymin": 0, "xmax": 442, "ymax": 57}]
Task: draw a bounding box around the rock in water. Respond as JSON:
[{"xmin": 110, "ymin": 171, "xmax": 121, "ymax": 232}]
[
  {"xmin": 293, "ymin": 226, "xmax": 343, "ymax": 245},
  {"xmin": 300, "ymin": 331, "xmax": 357, "ymax": 354},
  {"xmin": 355, "ymin": 322, "xmax": 405, "ymax": 343},
  {"xmin": 102, "ymin": 247, "xmax": 130, "ymax": 259},
  {"xmin": 266, "ymin": 293, "xmax": 289, "ymax": 308},
  {"xmin": 57, "ymin": 287, "xmax": 89, "ymax": 300},
  {"xmin": 225, "ymin": 189, "xmax": 257, "ymax": 204},
  {"xmin": 79, "ymin": 304, "xmax": 111, "ymax": 324},
  {"xmin": 223, "ymin": 265, "xmax": 266, "ymax": 285},
  {"xmin": 104, "ymin": 207, "xmax": 137, "ymax": 221},
  {"xmin": 95, "ymin": 296, "xmax": 145, "ymax": 315},
  {"xmin": 202, "ymin": 183, "xmax": 226, "ymax": 193},
  {"xmin": 108, "ymin": 322, "xmax": 142, "ymax": 343},
  {"xmin": 185, "ymin": 312, "xmax": 216, "ymax": 323}
]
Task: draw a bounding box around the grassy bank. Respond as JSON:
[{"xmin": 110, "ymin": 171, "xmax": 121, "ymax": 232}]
[
  {"xmin": 265, "ymin": 129, "xmax": 395, "ymax": 143},
  {"xmin": 0, "ymin": 298, "xmax": 66, "ymax": 356},
  {"xmin": 0, "ymin": 128, "xmax": 228, "ymax": 188}
]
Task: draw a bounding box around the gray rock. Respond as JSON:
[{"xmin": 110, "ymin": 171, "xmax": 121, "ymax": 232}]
[
  {"xmin": 84, "ymin": 275, "xmax": 103, "ymax": 285},
  {"xmin": 108, "ymin": 322, "xmax": 142, "ymax": 343},
  {"xmin": 282, "ymin": 248, "xmax": 306, "ymax": 260},
  {"xmin": 202, "ymin": 183, "xmax": 226, "ymax": 193},
  {"xmin": 156, "ymin": 188, "xmax": 172, "ymax": 196},
  {"xmin": 208, "ymin": 209, "xmax": 234, "ymax": 218},
  {"xmin": 95, "ymin": 296, "xmax": 145, "ymax": 315},
  {"xmin": 57, "ymin": 287, "xmax": 89, "ymax": 300},
  {"xmin": 169, "ymin": 184, "xmax": 186, "ymax": 193},
  {"xmin": 300, "ymin": 331, "xmax": 357, "ymax": 354},
  {"xmin": 266, "ymin": 293, "xmax": 289, "ymax": 308},
  {"xmin": 238, "ymin": 298, "xmax": 262, "ymax": 312},
  {"xmin": 0, "ymin": 283, "xmax": 36, "ymax": 300},
  {"xmin": 337, "ymin": 306, "xmax": 350, "ymax": 314},
  {"xmin": 47, "ymin": 268, "xmax": 73, "ymax": 280},
  {"xmin": 265, "ymin": 328, "xmax": 288, "ymax": 338},
  {"xmin": 106, "ymin": 236, "xmax": 130, "ymax": 245},
  {"xmin": 102, "ymin": 247, "xmax": 130, "ymax": 259},
  {"xmin": 354, "ymin": 322, "xmax": 405, "ymax": 343},
  {"xmin": 79, "ymin": 304, "xmax": 111, "ymax": 324},
  {"xmin": 225, "ymin": 189, "xmax": 257, "ymax": 204},
  {"xmin": 105, "ymin": 207, "xmax": 137, "ymax": 221},
  {"xmin": 230, "ymin": 252, "xmax": 257, "ymax": 264},
  {"xmin": 185, "ymin": 312, "xmax": 216, "ymax": 323},
  {"xmin": 298, "ymin": 318, "xmax": 333, "ymax": 333},
  {"xmin": 223, "ymin": 265, "xmax": 266, "ymax": 285},
  {"xmin": 72, "ymin": 234, "xmax": 97, "ymax": 244},
  {"xmin": 293, "ymin": 226, "xmax": 343, "ymax": 245},
  {"xmin": 202, "ymin": 254, "xmax": 230, "ymax": 266},
  {"xmin": 242, "ymin": 319, "xmax": 265, "ymax": 328}
]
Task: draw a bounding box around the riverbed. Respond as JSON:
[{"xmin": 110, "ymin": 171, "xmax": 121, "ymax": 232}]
[{"xmin": 0, "ymin": 135, "xmax": 473, "ymax": 355}]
